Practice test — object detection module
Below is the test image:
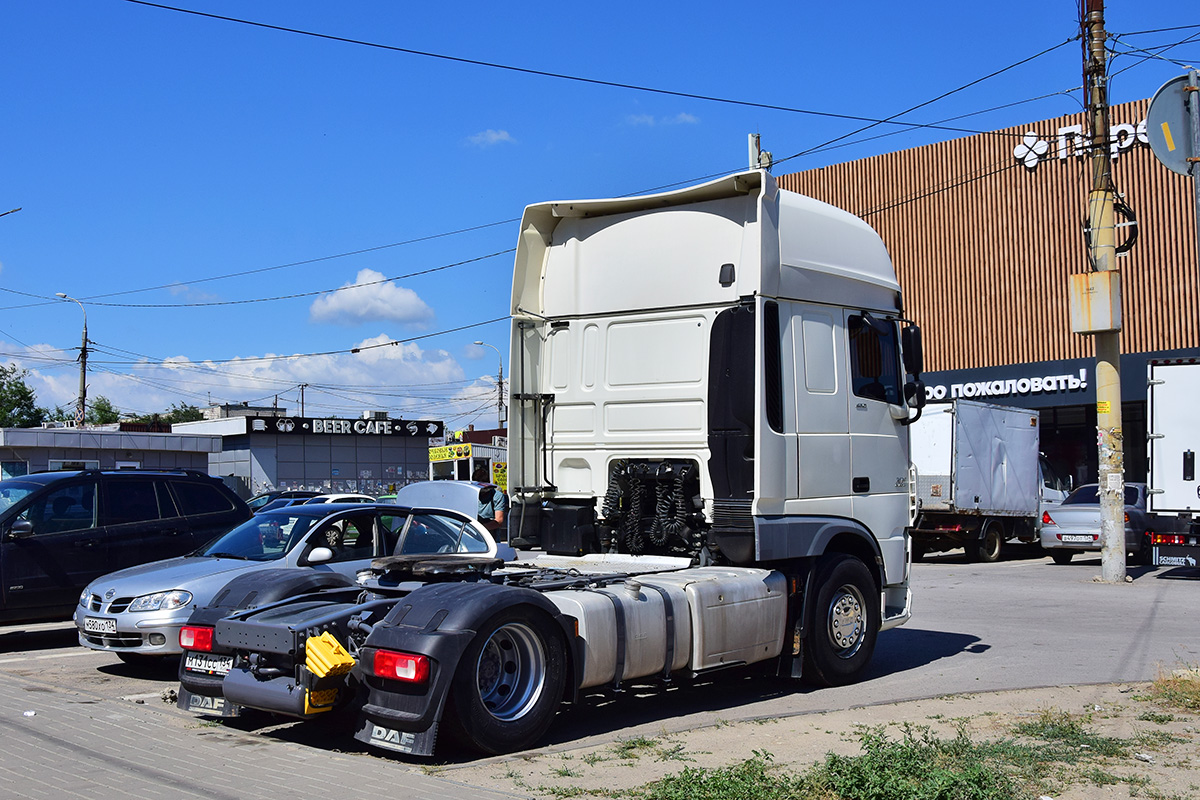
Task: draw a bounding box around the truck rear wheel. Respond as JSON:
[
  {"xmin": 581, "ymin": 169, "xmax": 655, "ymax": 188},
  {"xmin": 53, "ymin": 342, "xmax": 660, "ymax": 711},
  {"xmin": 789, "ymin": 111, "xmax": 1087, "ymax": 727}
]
[
  {"xmin": 802, "ymin": 554, "xmax": 879, "ymax": 687},
  {"xmin": 970, "ymin": 519, "xmax": 1004, "ymax": 563},
  {"xmin": 442, "ymin": 607, "xmax": 567, "ymax": 755}
]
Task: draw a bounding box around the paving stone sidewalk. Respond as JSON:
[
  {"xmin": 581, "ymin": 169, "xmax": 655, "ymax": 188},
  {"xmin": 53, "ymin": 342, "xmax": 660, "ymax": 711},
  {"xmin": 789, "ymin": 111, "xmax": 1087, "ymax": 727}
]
[{"xmin": 0, "ymin": 669, "xmax": 526, "ymax": 800}]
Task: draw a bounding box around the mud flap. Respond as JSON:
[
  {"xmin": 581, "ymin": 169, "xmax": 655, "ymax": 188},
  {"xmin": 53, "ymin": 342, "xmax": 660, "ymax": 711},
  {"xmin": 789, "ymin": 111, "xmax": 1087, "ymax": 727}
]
[
  {"xmin": 355, "ymin": 717, "xmax": 439, "ymax": 757},
  {"xmin": 177, "ymin": 686, "xmax": 242, "ymax": 718}
]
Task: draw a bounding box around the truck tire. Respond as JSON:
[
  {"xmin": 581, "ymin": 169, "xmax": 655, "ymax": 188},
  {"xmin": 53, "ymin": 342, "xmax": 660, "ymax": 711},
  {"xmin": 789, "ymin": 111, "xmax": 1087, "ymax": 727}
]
[
  {"xmin": 802, "ymin": 554, "xmax": 880, "ymax": 687},
  {"xmin": 442, "ymin": 606, "xmax": 567, "ymax": 755},
  {"xmin": 970, "ymin": 519, "xmax": 1004, "ymax": 563}
]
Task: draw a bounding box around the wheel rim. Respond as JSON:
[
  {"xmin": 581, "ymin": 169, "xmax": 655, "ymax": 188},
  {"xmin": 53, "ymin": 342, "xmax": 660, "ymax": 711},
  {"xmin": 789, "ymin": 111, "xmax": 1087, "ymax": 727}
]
[
  {"xmin": 982, "ymin": 525, "xmax": 1001, "ymax": 559},
  {"xmin": 474, "ymin": 622, "xmax": 546, "ymax": 722},
  {"xmin": 826, "ymin": 583, "xmax": 866, "ymax": 659}
]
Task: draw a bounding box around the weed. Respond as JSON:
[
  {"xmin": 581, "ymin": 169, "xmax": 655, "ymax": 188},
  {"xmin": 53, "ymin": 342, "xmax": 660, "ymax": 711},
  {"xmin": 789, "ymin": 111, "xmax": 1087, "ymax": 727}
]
[
  {"xmin": 1149, "ymin": 668, "xmax": 1200, "ymax": 712},
  {"xmin": 1138, "ymin": 711, "xmax": 1177, "ymax": 725},
  {"xmin": 611, "ymin": 735, "xmax": 659, "ymax": 760},
  {"xmin": 1012, "ymin": 709, "xmax": 1127, "ymax": 757},
  {"xmin": 581, "ymin": 751, "xmax": 609, "ymax": 766},
  {"xmin": 655, "ymin": 742, "xmax": 694, "ymax": 763},
  {"xmin": 551, "ymin": 765, "xmax": 583, "ymax": 778}
]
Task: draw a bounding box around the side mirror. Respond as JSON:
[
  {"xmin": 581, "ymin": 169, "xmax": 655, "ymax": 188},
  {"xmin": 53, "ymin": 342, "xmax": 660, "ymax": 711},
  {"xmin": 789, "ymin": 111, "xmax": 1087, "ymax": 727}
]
[
  {"xmin": 902, "ymin": 325, "xmax": 924, "ymax": 376},
  {"xmin": 305, "ymin": 546, "xmax": 334, "ymax": 564},
  {"xmin": 900, "ymin": 379, "xmax": 926, "ymax": 426},
  {"xmin": 4, "ymin": 519, "xmax": 34, "ymax": 541}
]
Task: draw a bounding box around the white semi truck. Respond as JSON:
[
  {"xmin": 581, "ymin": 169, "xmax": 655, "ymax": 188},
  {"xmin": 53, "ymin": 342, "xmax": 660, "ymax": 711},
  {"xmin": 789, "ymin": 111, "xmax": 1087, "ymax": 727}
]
[
  {"xmin": 1147, "ymin": 359, "xmax": 1200, "ymax": 570},
  {"xmin": 909, "ymin": 399, "xmax": 1069, "ymax": 562},
  {"xmin": 178, "ymin": 169, "xmax": 927, "ymax": 756}
]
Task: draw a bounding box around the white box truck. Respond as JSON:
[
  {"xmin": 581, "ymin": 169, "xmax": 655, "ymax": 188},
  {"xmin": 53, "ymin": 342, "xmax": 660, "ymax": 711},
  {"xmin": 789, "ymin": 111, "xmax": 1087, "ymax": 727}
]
[
  {"xmin": 178, "ymin": 169, "xmax": 929, "ymax": 757},
  {"xmin": 910, "ymin": 399, "xmax": 1067, "ymax": 562},
  {"xmin": 1146, "ymin": 359, "xmax": 1200, "ymax": 570}
]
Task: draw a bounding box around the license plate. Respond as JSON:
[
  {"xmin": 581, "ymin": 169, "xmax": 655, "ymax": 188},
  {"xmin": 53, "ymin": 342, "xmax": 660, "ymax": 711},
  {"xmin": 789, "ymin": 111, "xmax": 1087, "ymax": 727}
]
[
  {"xmin": 83, "ymin": 617, "xmax": 117, "ymax": 634},
  {"xmin": 1060, "ymin": 534, "xmax": 1095, "ymax": 543},
  {"xmin": 184, "ymin": 652, "xmax": 234, "ymax": 676}
]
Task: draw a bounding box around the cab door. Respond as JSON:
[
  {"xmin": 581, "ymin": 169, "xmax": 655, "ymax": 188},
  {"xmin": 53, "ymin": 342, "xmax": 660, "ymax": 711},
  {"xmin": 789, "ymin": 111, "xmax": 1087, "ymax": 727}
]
[
  {"xmin": 844, "ymin": 311, "xmax": 911, "ymax": 536},
  {"xmin": 0, "ymin": 479, "xmax": 104, "ymax": 619}
]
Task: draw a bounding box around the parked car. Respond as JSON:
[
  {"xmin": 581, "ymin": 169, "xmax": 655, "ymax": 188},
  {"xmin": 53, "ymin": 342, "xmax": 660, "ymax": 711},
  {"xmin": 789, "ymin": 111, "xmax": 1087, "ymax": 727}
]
[
  {"xmin": 255, "ymin": 497, "xmax": 313, "ymax": 514},
  {"xmin": 175, "ymin": 484, "xmax": 513, "ymax": 716},
  {"xmin": 75, "ymin": 502, "xmax": 406, "ymax": 661},
  {"xmin": 246, "ymin": 490, "xmax": 320, "ymax": 512},
  {"xmin": 0, "ymin": 469, "xmax": 250, "ymax": 625},
  {"xmin": 1040, "ymin": 482, "xmax": 1157, "ymax": 565},
  {"xmin": 303, "ymin": 493, "xmax": 375, "ymax": 504}
]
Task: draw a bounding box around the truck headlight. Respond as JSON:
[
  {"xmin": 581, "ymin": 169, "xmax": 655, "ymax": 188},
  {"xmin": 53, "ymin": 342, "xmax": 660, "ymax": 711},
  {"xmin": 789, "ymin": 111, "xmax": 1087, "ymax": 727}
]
[{"xmin": 128, "ymin": 590, "xmax": 193, "ymax": 612}]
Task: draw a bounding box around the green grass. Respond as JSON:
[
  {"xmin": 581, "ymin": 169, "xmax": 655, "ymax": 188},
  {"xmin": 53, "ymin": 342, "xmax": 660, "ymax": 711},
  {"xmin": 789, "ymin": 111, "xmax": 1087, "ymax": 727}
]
[{"xmin": 624, "ymin": 710, "xmax": 1182, "ymax": 800}]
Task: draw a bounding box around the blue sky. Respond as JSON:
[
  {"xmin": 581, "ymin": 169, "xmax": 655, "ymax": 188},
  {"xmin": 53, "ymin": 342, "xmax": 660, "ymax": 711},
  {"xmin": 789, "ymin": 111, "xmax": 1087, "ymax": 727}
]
[{"xmin": 0, "ymin": 1, "xmax": 1193, "ymax": 428}]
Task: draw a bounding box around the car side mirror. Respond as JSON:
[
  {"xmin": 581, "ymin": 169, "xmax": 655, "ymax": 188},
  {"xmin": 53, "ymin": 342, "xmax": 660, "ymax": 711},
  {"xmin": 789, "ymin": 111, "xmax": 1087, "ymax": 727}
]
[
  {"xmin": 305, "ymin": 546, "xmax": 334, "ymax": 564},
  {"xmin": 4, "ymin": 519, "xmax": 34, "ymax": 541}
]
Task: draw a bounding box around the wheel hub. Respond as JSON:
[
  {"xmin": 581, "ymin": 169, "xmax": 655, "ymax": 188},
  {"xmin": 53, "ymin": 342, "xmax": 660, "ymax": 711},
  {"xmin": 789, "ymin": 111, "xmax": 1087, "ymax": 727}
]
[{"xmin": 828, "ymin": 586, "xmax": 864, "ymax": 655}]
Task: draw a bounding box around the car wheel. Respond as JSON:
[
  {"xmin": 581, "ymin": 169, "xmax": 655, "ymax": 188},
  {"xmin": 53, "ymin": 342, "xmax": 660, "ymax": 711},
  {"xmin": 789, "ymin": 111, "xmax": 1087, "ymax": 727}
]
[
  {"xmin": 970, "ymin": 520, "xmax": 1004, "ymax": 563},
  {"xmin": 442, "ymin": 606, "xmax": 567, "ymax": 755},
  {"xmin": 1050, "ymin": 550, "xmax": 1074, "ymax": 565},
  {"xmin": 802, "ymin": 554, "xmax": 880, "ymax": 687}
]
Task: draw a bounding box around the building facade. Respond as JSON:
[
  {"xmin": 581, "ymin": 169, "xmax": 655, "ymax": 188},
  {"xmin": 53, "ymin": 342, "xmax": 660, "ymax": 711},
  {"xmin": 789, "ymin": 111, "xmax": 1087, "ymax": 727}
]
[
  {"xmin": 176, "ymin": 413, "xmax": 444, "ymax": 499},
  {"xmin": 780, "ymin": 98, "xmax": 1197, "ymax": 485}
]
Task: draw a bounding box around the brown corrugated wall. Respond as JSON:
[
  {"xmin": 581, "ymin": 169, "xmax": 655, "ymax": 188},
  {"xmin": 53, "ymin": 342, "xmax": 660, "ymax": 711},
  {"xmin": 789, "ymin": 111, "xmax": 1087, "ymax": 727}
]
[{"xmin": 778, "ymin": 99, "xmax": 1198, "ymax": 372}]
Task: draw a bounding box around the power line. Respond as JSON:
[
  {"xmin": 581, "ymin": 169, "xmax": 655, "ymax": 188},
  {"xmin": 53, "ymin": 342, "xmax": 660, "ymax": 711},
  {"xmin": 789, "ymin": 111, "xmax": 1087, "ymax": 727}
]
[{"xmin": 120, "ymin": 0, "xmax": 1002, "ymax": 138}]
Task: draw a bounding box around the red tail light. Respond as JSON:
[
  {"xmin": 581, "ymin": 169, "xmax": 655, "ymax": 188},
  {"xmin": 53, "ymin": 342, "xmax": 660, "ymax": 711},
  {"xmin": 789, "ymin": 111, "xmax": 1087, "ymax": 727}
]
[
  {"xmin": 1125, "ymin": 512, "xmax": 1130, "ymax": 523},
  {"xmin": 179, "ymin": 625, "xmax": 214, "ymax": 652},
  {"xmin": 1152, "ymin": 533, "xmax": 1185, "ymax": 545},
  {"xmin": 1042, "ymin": 511, "xmax": 1055, "ymax": 525},
  {"xmin": 373, "ymin": 650, "xmax": 430, "ymax": 684}
]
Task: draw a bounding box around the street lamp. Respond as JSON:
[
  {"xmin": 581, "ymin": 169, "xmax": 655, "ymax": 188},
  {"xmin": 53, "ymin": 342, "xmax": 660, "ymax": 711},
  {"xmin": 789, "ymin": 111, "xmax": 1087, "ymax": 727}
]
[
  {"xmin": 55, "ymin": 293, "xmax": 88, "ymax": 427},
  {"xmin": 473, "ymin": 341, "xmax": 505, "ymax": 429}
]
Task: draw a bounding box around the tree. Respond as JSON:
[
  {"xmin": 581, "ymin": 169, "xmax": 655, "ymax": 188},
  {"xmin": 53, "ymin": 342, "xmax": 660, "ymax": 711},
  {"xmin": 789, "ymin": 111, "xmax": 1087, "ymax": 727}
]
[
  {"xmin": 130, "ymin": 402, "xmax": 204, "ymax": 426},
  {"xmin": 87, "ymin": 396, "xmax": 121, "ymax": 425},
  {"xmin": 0, "ymin": 364, "xmax": 46, "ymax": 428}
]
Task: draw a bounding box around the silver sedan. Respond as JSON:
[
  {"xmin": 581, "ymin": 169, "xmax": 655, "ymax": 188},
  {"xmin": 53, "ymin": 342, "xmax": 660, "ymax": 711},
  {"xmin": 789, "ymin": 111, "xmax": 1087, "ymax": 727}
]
[
  {"xmin": 1040, "ymin": 482, "xmax": 1157, "ymax": 565},
  {"xmin": 74, "ymin": 503, "xmax": 412, "ymax": 661}
]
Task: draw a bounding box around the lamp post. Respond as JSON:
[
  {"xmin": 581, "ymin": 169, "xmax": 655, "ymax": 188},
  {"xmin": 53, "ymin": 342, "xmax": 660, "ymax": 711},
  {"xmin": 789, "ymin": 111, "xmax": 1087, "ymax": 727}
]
[
  {"xmin": 473, "ymin": 341, "xmax": 505, "ymax": 429},
  {"xmin": 55, "ymin": 293, "xmax": 88, "ymax": 427}
]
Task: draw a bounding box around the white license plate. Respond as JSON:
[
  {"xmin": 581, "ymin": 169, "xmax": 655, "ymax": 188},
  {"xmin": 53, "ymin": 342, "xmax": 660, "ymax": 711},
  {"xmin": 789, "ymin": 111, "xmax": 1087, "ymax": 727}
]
[
  {"xmin": 184, "ymin": 652, "xmax": 234, "ymax": 676},
  {"xmin": 83, "ymin": 617, "xmax": 117, "ymax": 634},
  {"xmin": 1061, "ymin": 534, "xmax": 1095, "ymax": 543}
]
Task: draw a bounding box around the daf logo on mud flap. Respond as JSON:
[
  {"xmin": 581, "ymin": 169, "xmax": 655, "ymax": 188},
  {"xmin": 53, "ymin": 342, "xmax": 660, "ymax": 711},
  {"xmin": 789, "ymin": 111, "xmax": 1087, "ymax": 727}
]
[
  {"xmin": 188, "ymin": 695, "xmax": 226, "ymax": 712},
  {"xmin": 370, "ymin": 724, "xmax": 416, "ymax": 752}
]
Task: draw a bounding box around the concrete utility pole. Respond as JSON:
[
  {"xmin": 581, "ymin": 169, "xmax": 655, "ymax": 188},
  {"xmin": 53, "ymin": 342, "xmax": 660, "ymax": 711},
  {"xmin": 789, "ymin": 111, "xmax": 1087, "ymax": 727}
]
[
  {"xmin": 1083, "ymin": 0, "xmax": 1127, "ymax": 583},
  {"xmin": 56, "ymin": 293, "xmax": 88, "ymax": 427},
  {"xmin": 474, "ymin": 341, "xmax": 505, "ymax": 429}
]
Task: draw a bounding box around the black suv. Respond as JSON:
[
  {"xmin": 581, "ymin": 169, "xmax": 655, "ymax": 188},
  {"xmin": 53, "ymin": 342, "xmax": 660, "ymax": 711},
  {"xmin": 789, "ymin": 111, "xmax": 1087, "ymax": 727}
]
[{"xmin": 0, "ymin": 469, "xmax": 251, "ymax": 624}]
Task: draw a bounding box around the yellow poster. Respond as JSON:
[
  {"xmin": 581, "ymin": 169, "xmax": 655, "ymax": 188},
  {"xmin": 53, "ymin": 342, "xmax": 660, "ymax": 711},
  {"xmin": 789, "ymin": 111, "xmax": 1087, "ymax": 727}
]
[
  {"xmin": 429, "ymin": 443, "xmax": 472, "ymax": 462},
  {"xmin": 491, "ymin": 462, "xmax": 508, "ymax": 492}
]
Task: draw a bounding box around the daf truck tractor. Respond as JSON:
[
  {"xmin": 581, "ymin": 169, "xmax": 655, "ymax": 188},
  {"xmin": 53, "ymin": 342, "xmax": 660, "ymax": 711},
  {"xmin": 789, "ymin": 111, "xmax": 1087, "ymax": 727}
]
[{"xmin": 176, "ymin": 168, "xmax": 926, "ymax": 757}]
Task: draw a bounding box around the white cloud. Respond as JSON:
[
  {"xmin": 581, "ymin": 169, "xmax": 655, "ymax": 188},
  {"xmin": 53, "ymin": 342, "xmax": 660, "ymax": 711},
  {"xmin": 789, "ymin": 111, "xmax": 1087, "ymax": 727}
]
[
  {"xmin": 308, "ymin": 269, "xmax": 434, "ymax": 326},
  {"xmin": 467, "ymin": 129, "xmax": 516, "ymax": 147},
  {"xmin": 625, "ymin": 112, "xmax": 699, "ymax": 127}
]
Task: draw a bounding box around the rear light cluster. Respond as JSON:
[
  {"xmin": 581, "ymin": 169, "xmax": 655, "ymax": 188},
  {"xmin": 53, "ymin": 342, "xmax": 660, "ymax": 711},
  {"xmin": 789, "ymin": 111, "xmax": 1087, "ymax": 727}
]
[
  {"xmin": 1152, "ymin": 533, "xmax": 1186, "ymax": 546},
  {"xmin": 372, "ymin": 650, "xmax": 430, "ymax": 684},
  {"xmin": 1042, "ymin": 512, "xmax": 1055, "ymax": 525},
  {"xmin": 179, "ymin": 625, "xmax": 214, "ymax": 652}
]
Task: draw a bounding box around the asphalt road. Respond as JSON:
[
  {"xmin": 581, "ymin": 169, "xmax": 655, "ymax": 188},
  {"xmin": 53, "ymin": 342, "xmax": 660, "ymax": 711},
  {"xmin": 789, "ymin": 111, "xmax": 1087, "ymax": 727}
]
[{"xmin": 0, "ymin": 546, "xmax": 1196, "ymax": 790}]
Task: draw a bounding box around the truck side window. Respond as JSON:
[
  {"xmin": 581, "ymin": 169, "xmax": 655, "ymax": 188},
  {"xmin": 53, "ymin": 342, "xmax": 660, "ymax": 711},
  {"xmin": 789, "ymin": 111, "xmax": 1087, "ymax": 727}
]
[{"xmin": 848, "ymin": 314, "xmax": 901, "ymax": 404}]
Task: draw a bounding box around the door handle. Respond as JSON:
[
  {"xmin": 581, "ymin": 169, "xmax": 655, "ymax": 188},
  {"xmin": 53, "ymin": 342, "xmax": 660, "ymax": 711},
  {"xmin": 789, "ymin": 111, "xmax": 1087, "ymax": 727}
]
[{"xmin": 73, "ymin": 539, "xmax": 99, "ymax": 548}]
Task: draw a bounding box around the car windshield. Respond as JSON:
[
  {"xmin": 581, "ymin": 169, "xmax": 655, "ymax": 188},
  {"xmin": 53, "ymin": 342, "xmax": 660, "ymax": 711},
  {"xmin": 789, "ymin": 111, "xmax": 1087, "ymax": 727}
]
[
  {"xmin": 0, "ymin": 480, "xmax": 43, "ymax": 512},
  {"xmin": 197, "ymin": 512, "xmax": 319, "ymax": 561},
  {"xmin": 1061, "ymin": 485, "xmax": 1140, "ymax": 506}
]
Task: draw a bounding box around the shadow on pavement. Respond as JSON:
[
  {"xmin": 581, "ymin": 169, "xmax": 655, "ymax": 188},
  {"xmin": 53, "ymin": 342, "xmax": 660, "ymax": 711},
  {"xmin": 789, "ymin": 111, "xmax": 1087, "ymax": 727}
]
[{"xmin": 0, "ymin": 624, "xmax": 78, "ymax": 654}]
